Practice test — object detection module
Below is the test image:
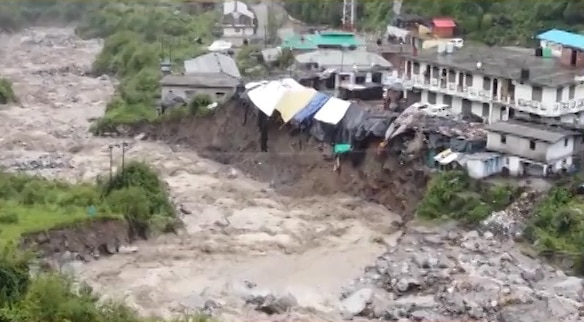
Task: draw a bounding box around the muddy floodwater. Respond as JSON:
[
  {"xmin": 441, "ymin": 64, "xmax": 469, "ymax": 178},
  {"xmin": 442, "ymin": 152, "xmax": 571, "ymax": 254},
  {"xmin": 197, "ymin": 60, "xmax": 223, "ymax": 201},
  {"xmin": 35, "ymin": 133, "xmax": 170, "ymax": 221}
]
[{"xmin": 0, "ymin": 27, "xmax": 402, "ymax": 320}]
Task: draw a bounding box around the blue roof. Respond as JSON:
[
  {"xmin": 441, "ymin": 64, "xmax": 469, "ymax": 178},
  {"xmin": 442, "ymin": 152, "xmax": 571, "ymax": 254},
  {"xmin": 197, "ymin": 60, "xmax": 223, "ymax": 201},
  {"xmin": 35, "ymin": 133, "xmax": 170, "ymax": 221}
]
[{"xmin": 536, "ymin": 29, "xmax": 584, "ymax": 50}]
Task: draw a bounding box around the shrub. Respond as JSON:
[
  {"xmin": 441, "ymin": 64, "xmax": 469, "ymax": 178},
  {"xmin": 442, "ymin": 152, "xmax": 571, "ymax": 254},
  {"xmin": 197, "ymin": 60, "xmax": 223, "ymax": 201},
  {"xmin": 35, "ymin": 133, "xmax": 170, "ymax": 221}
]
[
  {"xmin": 100, "ymin": 161, "xmax": 175, "ymax": 237},
  {"xmin": 0, "ymin": 78, "xmax": 16, "ymax": 104},
  {"xmin": 79, "ymin": 3, "xmax": 219, "ymax": 134},
  {"xmin": 417, "ymin": 171, "xmax": 518, "ymax": 225},
  {"xmin": 525, "ymin": 186, "xmax": 584, "ymax": 274}
]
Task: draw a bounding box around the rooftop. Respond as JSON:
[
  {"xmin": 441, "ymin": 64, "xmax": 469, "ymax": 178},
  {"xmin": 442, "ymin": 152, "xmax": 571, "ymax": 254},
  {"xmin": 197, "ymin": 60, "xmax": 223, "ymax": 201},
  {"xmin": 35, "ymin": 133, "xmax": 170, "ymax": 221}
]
[
  {"xmin": 295, "ymin": 49, "xmax": 392, "ymax": 71},
  {"xmin": 432, "ymin": 18, "xmax": 456, "ymax": 28},
  {"xmin": 183, "ymin": 53, "xmax": 241, "ymax": 79},
  {"xmin": 537, "ymin": 29, "xmax": 584, "ymax": 51},
  {"xmin": 404, "ymin": 44, "xmax": 584, "ymax": 87},
  {"xmin": 487, "ymin": 120, "xmax": 578, "ymax": 143},
  {"xmin": 281, "ymin": 31, "xmax": 365, "ymax": 50},
  {"xmin": 160, "ymin": 74, "xmax": 241, "ymax": 88}
]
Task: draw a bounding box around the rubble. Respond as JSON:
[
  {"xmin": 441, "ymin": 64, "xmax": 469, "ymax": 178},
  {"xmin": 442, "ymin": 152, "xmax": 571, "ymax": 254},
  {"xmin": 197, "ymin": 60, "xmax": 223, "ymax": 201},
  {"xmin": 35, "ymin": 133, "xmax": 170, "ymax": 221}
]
[
  {"xmin": 9, "ymin": 153, "xmax": 71, "ymax": 171},
  {"xmin": 343, "ymin": 225, "xmax": 584, "ymax": 321},
  {"xmin": 481, "ymin": 191, "xmax": 543, "ymax": 239}
]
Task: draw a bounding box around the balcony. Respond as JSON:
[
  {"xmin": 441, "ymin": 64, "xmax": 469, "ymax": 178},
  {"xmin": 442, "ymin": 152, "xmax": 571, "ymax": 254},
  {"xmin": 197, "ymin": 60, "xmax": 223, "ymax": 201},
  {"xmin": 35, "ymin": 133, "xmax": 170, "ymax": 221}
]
[
  {"xmin": 515, "ymin": 98, "xmax": 584, "ymax": 117},
  {"xmin": 402, "ymin": 75, "xmax": 506, "ymax": 104}
]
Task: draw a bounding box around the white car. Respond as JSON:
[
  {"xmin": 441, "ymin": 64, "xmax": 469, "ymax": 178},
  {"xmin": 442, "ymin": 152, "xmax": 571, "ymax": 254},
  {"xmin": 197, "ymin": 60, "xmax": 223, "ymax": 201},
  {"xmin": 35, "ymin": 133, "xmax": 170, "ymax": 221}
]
[{"xmin": 449, "ymin": 38, "xmax": 464, "ymax": 48}]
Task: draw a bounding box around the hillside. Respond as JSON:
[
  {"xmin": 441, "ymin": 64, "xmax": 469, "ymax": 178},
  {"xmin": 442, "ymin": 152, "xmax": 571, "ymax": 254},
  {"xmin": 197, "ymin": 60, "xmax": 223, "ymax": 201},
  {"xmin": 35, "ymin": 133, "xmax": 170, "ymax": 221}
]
[{"xmin": 282, "ymin": 0, "xmax": 584, "ymax": 45}]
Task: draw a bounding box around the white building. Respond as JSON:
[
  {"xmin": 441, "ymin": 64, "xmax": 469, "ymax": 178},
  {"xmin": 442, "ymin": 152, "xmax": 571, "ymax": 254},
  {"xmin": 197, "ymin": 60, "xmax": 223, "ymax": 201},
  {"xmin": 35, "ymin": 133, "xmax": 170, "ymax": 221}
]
[
  {"xmin": 222, "ymin": 0, "xmax": 256, "ymax": 41},
  {"xmin": 486, "ymin": 120, "xmax": 578, "ymax": 176},
  {"xmin": 401, "ymin": 31, "xmax": 584, "ymax": 125}
]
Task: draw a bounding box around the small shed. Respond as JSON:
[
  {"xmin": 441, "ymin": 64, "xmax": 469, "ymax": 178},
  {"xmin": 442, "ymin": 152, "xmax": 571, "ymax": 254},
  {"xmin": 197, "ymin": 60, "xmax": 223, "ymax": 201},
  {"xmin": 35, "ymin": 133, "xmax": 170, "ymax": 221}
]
[{"xmin": 432, "ymin": 17, "xmax": 456, "ymax": 38}]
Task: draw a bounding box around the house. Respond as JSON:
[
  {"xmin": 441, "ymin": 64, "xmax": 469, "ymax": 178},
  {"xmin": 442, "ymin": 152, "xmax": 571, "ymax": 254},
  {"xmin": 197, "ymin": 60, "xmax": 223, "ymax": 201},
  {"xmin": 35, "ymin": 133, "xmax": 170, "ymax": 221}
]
[
  {"xmin": 432, "ymin": 18, "xmax": 456, "ymax": 39},
  {"xmin": 161, "ymin": 53, "xmax": 242, "ymax": 103},
  {"xmin": 183, "ymin": 53, "xmax": 241, "ymax": 79},
  {"xmin": 159, "ymin": 74, "xmax": 240, "ymax": 103},
  {"xmin": 294, "ymin": 49, "xmax": 392, "ymax": 89},
  {"xmin": 464, "ymin": 152, "xmax": 506, "ymax": 179},
  {"xmin": 221, "ymin": 0, "xmax": 256, "ymax": 45},
  {"xmin": 281, "ymin": 31, "xmax": 365, "ymax": 53},
  {"xmin": 401, "ymin": 39, "xmax": 584, "ymax": 125},
  {"xmin": 486, "ymin": 120, "xmax": 579, "ymax": 176}
]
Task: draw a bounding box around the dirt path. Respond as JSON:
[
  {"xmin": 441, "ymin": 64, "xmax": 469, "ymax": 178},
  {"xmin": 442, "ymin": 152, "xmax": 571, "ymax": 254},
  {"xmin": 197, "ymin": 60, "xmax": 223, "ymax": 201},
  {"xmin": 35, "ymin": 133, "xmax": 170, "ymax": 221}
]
[{"xmin": 0, "ymin": 27, "xmax": 402, "ymax": 320}]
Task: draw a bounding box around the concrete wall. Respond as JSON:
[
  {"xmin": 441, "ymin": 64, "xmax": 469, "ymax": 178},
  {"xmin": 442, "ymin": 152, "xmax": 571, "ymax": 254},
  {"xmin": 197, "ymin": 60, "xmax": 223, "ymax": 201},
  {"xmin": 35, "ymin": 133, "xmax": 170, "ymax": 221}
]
[
  {"xmin": 465, "ymin": 155, "xmax": 504, "ymax": 179},
  {"xmin": 222, "ymin": 26, "xmax": 255, "ymax": 38},
  {"xmin": 161, "ymin": 85, "xmax": 235, "ymax": 103},
  {"xmin": 486, "ymin": 132, "xmax": 574, "ymax": 163},
  {"xmin": 560, "ymin": 47, "xmax": 584, "ymax": 68}
]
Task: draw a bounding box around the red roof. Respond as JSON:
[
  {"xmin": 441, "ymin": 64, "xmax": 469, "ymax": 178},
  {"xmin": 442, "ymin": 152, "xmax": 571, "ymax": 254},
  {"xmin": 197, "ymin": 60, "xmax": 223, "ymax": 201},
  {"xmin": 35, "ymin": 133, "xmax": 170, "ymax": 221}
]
[{"xmin": 433, "ymin": 18, "xmax": 456, "ymax": 28}]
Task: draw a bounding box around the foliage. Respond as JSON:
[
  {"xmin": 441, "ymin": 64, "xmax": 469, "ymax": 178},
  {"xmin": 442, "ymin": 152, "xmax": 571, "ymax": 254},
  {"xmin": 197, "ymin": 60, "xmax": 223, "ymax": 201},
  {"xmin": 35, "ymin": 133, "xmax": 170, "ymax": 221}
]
[
  {"xmin": 78, "ymin": 2, "xmax": 218, "ymax": 135},
  {"xmin": 0, "ymin": 78, "xmax": 16, "ymax": 105},
  {"xmin": 274, "ymin": 49, "xmax": 295, "ymax": 69},
  {"xmin": 524, "ymin": 179, "xmax": 584, "ymax": 274},
  {"xmin": 0, "ymin": 163, "xmax": 185, "ymax": 321},
  {"xmin": 236, "ymin": 44, "xmax": 268, "ymax": 77},
  {"xmin": 283, "ymin": 0, "xmax": 584, "ymax": 45},
  {"xmin": 417, "ymin": 171, "xmax": 519, "ymax": 225}
]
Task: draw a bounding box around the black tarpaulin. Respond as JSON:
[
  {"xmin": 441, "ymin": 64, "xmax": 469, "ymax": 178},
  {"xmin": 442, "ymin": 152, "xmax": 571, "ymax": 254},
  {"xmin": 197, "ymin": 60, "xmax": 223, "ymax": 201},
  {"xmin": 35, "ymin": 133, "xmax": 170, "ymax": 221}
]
[{"xmin": 334, "ymin": 104, "xmax": 369, "ymax": 144}]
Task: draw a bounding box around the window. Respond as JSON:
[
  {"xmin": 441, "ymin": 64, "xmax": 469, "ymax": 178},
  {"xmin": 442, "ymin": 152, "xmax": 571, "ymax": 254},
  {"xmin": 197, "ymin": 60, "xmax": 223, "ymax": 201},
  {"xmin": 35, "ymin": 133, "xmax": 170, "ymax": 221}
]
[
  {"xmin": 483, "ymin": 76, "xmax": 491, "ymax": 90},
  {"xmin": 482, "ymin": 103, "xmax": 489, "ymax": 117},
  {"xmin": 428, "ymin": 92, "xmax": 437, "ymax": 104},
  {"xmin": 531, "ymin": 86, "xmax": 543, "ymax": 101},
  {"xmin": 500, "ymin": 135, "xmax": 506, "ymax": 144},
  {"xmin": 565, "ymin": 138, "xmax": 569, "ymax": 146},
  {"xmin": 569, "ymin": 85, "xmax": 576, "ymax": 99},
  {"xmin": 529, "ymin": 140, "xmax": 536, "ymax": 150},
  {"xmin": 215, "ymin": 92, "xmax": 225, "ymax": 98},
  {"xmin": 465, "ymin": 73, "xmax": 473, "ymax": 86},
  {"xmin": 556, "ymin": 87, "xmax": 563, "ymax": 102},
  {"xmin": 443, "ymin": 94, "xmax": 452, "ymax": 106},
  {"xmin": 413, "ymin": 62, "xmax": 420, "ymax": 74}
]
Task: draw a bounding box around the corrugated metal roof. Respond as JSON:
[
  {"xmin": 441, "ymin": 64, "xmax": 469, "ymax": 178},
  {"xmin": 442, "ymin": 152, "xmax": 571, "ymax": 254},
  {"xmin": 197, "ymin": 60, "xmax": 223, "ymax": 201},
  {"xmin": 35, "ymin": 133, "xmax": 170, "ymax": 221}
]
[
  {"xmin": 487, "ymin": 120, "xmax": 577, "ymax": 143},
  {"xmin": 184, "ymin": 53, "xmax": 241, "ymax": 79},
  {"xmin": 432, "ymin": 18, "xmax": 456, "ymax": 28},
  {"xmin": 281, "ymin": 32, "xmax": 364, "ymax": 50},
  {"xmin": 311, "ymin": 32, "xmax": 364, "ymax": 47},
  {"xmin": 537, "ymin": 29, "xmax": 584, "ymax": 50},
  {"xmin": 295, "ymin": 49, "xmax": 392, "ymax": 71}
]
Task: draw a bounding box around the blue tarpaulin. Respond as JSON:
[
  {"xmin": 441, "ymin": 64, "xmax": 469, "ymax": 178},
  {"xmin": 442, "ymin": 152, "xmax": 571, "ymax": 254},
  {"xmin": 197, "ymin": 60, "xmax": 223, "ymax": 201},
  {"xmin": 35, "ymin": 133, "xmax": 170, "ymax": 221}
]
[{"xmin": 292, "ymin": 92, "xmax": 330, "ymax": 124}]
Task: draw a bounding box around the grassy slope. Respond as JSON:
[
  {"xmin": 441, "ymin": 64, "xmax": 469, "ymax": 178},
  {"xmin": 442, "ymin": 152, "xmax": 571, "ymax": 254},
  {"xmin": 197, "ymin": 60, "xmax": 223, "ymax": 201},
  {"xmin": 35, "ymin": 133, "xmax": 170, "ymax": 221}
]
[{"xmin": 75, "ymin": 2, "xmax": 218, "ymax": 134}]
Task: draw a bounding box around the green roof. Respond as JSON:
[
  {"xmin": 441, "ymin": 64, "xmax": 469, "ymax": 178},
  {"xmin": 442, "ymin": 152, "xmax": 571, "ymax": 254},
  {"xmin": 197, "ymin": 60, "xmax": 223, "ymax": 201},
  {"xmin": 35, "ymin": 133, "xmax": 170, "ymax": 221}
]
[{"xmin": 281, "ymin": 32, "xmax": 363, "ymax": 50}]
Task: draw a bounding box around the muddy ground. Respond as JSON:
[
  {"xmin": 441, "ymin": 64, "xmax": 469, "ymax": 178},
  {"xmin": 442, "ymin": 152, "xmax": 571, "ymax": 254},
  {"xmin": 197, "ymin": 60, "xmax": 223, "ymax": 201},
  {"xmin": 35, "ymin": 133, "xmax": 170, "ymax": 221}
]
[{"xmin": 131, "ymin": 103, "xmax": 428, "ymax": 218}]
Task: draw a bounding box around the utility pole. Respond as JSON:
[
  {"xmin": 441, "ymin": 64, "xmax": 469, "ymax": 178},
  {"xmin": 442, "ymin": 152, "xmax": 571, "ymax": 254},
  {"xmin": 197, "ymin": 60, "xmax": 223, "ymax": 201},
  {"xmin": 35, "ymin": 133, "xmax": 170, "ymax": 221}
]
[{"xmin": 341, "ymin": 0, "xmax": 356, "ymax": 32}]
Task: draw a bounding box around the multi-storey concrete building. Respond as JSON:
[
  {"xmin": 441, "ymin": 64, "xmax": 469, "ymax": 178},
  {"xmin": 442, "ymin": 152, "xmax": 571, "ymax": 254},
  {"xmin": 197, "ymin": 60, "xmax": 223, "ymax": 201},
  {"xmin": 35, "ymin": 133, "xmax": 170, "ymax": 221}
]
[{"xmin": 401, "ymin": 29, "xmax": 584, "ymax": 125}]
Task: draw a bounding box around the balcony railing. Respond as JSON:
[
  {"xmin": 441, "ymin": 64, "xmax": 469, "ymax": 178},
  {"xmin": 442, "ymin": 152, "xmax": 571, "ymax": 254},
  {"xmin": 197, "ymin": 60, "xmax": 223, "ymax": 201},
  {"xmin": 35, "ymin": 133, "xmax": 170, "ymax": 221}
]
[
  {"xmin": 403, "ymin": 75, "xmax": 504, "ymax": 103},
  {"xmin": 516, "ymin": 98, "xmax": 584, "ymax": 117}
]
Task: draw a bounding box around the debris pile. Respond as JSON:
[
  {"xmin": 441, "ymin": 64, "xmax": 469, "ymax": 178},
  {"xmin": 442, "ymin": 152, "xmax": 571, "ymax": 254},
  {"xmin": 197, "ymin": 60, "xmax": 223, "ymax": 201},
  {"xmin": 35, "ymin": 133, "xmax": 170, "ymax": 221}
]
[
  {"xmin": 342, "ymin": 226, "xmax": 583, "ymax": 322},
  {"xmin": 481, "ymin": 191, "xmax": 543, "ymax": 239},
  {"xmin": 19, "ymin": 30, "xmax": 80, "ymax": 47},
  {"xmin": 10, "ymin": 153, "xmax": 71, "ymax": 171}
]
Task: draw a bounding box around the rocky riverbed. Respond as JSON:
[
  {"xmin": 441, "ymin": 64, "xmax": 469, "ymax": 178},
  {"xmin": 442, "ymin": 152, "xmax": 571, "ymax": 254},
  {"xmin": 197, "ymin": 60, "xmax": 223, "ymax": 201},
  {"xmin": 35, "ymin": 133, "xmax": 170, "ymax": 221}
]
[{"xmin": 341, "ymin": 224, "xmax": 584, "ymax": 322}]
